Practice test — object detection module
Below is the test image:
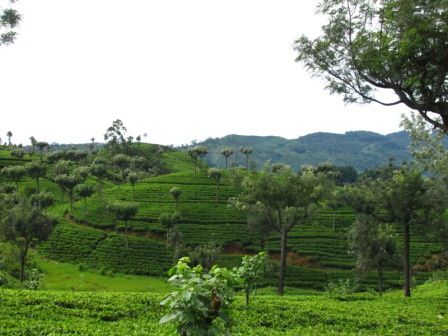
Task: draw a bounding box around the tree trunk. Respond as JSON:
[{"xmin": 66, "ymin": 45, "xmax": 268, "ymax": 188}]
[
  {"xmin": 225, "ymin": 157, "xmax": 228, "ymax": 169},
  {"xmin": 277, "ymin": 230, "xmax": 287, "ymax": 295},
  {"xmin": 36, "ymin": 177, "xmax": 40, "ymax": 193},
  {"xmin": 69, "ymin": 190, "xmax": 73, "ymax": 211},
  {"xmin": 125, "ymin": 220, "xmax": 129, "ymax": 248},
  {"xmin": 132, "ymin": 185, "xmax": 135, "ymax": 200},
  {"xmin": 20, "ymin": 241, "xmax": 29, "ymax": 283},
  {"xmin": 403, "ymin": 221, "xmax": 411, "ymax": 297},
  {"xmin": 216, "ymin": 183, "xmax": 219, "ymax": 202},
  {"xmin": 378, "ymin": 263, "xmax": 383, "ymax": 297},
  {"xmin": 245, "ymin": 286, "xmax": 250, "ymax": 306},
  {"xmin": 84, "ymin": 197, "xmax": 87, "ymax": 220},
  {"xmin": 246, "ymin": 155, "xmax": 249, "ymax": 170}
]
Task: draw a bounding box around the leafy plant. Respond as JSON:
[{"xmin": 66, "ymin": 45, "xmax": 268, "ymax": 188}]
[
  {"xmin": 160, "ymin": 257, "xmax": 240, "ymax": 336},
  {"xmin": 235, "ymin": 252, "xmax": 268, "ymax": 306}
]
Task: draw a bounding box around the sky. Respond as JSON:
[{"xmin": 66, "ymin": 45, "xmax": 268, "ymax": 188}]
[{"xmin": 0, "ymin": 0, "xmax": 407, "ymax": 146}]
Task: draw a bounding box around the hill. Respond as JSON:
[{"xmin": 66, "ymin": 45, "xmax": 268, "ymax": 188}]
[
  {"xmin": 192, "ymin": 131, "xmax": 416, "ymax": 171},
  {"xmin": 0, "ymin": 142, "xmax": 444, "ymax": 292}
]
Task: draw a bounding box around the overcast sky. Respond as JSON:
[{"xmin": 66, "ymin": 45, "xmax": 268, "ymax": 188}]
[{"xmin": 0, "ymin": 0, "xmax": 407, "ymax": 146}]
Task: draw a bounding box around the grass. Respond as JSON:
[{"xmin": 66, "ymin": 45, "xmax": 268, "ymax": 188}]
[{"xmin": 38, "ymin": 257, "xmax": 172, "ymax": 293}]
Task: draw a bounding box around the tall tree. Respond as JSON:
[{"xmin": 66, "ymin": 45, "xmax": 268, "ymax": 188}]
[
  {"xmin": 349, "ymin": 214, "xmax": 396, "ymax": 296},
  {"xmin": 107, "ymin": 201, "xmax": 138, "ymax": 248},
  {"xmin": 35, "ymin": 141, "xmax": 49, "ymax": 162},
  {"xmin": 240, "ymin": 146, "xmax": 253, "ymax": 170},
  {"xmin": 25, "ymin": 161, "xmax": 46, "ymax": 193},
  {"xmin": 220, "ymin": 147, "xmax": 234, "ymax": 169},
  {"xmin": 29, "ymin": 136, "xmax": 37, "ymax": 155},
  {"xmin": 0, "ymin": 200, "xmax": 54, "ymax": 282},
  {"xmin": 208, "ymin": 168, "xmax": 222, "ymax": 202},
  {"xmin": 128, "ymin": 172, "xmax": 138, "ymax": 200},
  {"xmin": 1, "ymin": 165, "xmax": 26, "ymax": 192},
  {"xmin": 6, "ymin": 131, "xmax": 12, "ymax": 147},
  {"xmin": 246, "ymin": 202, "xmax": 276, "ymax": 250},
  {"xmin": 295, "ymin": 0, "xmax": 448, "ymax": 131},
  {"xmin": 169, "ymin": 186, "xmax": 182, "ymax": 211},
  {"xmin": 75, "ymin": 184, "xmax": 94, "ymax": 220},
  {"xmin": 112, "ymin": 154, "xmax": 131, "ymax": 182},
  {"xmin": 187, "ymin": 148, "xmax": 199, "ymax": 177},
  {"xmin": 54, "ymin": 174, "xmax": 81, "ymax": 211},
  {"xmin": 343, "ymin": 165, "xmax": 436, "ymax": 297},
  {"xmin": 195, "ymin": 146, "xmax": 208, "ymax": 169},
  {"xmin": 238, "ymin": 163, "xmax": 330, "ymax": 295}
]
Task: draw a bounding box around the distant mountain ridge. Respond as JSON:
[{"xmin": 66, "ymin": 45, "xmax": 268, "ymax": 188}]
[{"xmin": 193, "ymin": 131, "xmax": 414, "ymax": 172}]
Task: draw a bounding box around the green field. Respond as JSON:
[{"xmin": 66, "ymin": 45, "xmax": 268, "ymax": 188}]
[{"xmin": 1, "ymin": 280, "xmax": 447, "ymax": 335}]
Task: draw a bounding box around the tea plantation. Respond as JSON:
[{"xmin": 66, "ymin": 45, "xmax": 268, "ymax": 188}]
[
  {"xmin": 1, "ymin": 279, "xmax": 447, "ymax": 335},
  {"xmin": 36, "ymin": 156, "xmax": 442, "ymax": 291}
]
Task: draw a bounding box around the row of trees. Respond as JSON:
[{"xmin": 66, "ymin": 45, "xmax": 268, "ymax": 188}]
[
  {"xmin": 236, "ymin": 153, "xmax": 448, "ymax": 297},
  {"xmin": 187, "ymin": 146, "xmax": 254, "ymax": 175}
]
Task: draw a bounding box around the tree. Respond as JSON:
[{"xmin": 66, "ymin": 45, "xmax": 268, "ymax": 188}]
[
  {"xmin": 112, "ymin": 154, "xmax": 131, "ymax": 182},
  {"xmin": 75, "ymin": 184, "xmax": 94, "ymax": 220},
  {"xmin": 29, "ymin": 136, "xmax": 37, "ymax": 155},
  {"xmin": 1, "ymin": 200, "xmax": 54, "ymax": 282},
  {"xmin": 159, "ymin": 211, "xmax": 183, "ymax": 263},
  {"xmin": 238, "ymin": 163, "xmax": 330, "ymax": 295},
  {"xmin": 1, "ymin": 165, "xmax": 26, "ymax": 192},
  {"xmin": 54, "ymin": 174, "xmax": 81, "ymax": 211},
  {"xmin": 342, "ymin": 165, "xmax": 435, "ymax": 297},
  {"xmin": 35, "ymin": 141, "xmax": 49, "ymax": 161},
  {"xmin": 194, "ymin": 146, "xmax": 208, "ymax": 169},
  {"xmin": 208, "ymin": 168, "xmax": 222, "ymax": 202},
  {"xmin": 246, "ymin": 202, "xmax": 276, "ymax": 250},
  {"xmin": 240, "ymin": 146, "xmax": 252, "ymax": 170},
  {"xmin": 104, "ymin": 119, "xmax": 128, "ymax": 153},
  {"xmin": 187, "ymin": 148, "xmax": 199, "ymax": 177},
  {"xmin": 107, "ymin": 200, "xmax": 138, "ymax": 248},
  {"xmin": 29, "ymin": 192, "xmax": 54, "ymax": 211},
  {"xmin": 25, "ymin": 161, "xmax": 46, "ymax": 193},
  {"xmin": 349, "ymin": 214, "xmax": 396, "ymax": 296},
  {"xmin": 90, "ymin": 137, "xmax": 95, "ymax": 152},
  {"xmin": 169, "ymin": 187, "xmax": 182, "ymax": 211},
  {"xmin": 90, "ymin": 157, "xmax": 107, "ymax": 181},
  {"xmin": 0, "ymin": 1, "xmax": 21, "ymax": 46},
  {"xmin": 128, "ymin": 172, "xmax": 138, "ymax": 200},
  {"xmin": 220, "ymin": 147, "xmax": 234, "ymax": 169},
  {"xmin": 295, "ymin": 0, "xmax": 448, "ymax": 132},
  {"xmin": 235, "ymin": 252, "xmax": 268, "ymax": 306},
  {"xmin": 6, "ymin": 131, "xmax": 12, "ymax": 147}
]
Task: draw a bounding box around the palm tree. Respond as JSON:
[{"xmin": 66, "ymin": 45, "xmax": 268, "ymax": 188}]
[
  {"xmin": 240, "ymin": 146, "xmax": 253, "ymax": 170},
  {"xmin": 220, "ymin": 147, "xmax": 234, "ymax": 168}
]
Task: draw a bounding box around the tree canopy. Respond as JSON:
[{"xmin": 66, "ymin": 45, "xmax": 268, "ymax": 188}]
[{"xmin": 295, "ymin": 0, "xmax": 448, "ymax": 131}]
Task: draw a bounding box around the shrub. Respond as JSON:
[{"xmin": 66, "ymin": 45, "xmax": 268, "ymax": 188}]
[{"xmin": 160, "ymin": 257, "xmax": 240, "ymax": 335}]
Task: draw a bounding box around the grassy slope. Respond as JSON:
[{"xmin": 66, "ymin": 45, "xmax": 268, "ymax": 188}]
[
  {"xmin": 0, "ymin": 280, "xmax": 447, "ymax": 335},
  {"xmin": 38, "ymin": 257, "xmax": 172, "ymax": 293}
]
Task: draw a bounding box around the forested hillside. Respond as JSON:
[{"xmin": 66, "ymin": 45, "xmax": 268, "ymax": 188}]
[{"xmin": 194, "ymin": 131, "xmax": 419, "ymax": 171}]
